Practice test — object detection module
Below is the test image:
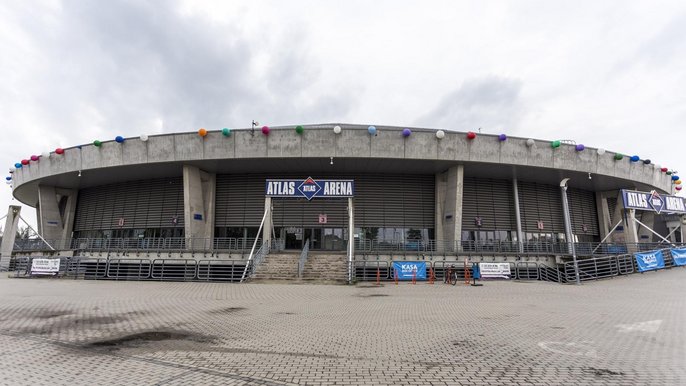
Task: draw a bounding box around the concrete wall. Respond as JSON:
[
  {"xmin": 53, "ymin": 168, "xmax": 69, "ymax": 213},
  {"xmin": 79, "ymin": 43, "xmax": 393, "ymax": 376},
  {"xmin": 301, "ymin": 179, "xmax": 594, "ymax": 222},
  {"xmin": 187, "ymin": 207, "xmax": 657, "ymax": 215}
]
[
  {"xmin": 0, "ymin": 206, "xmax": 21, "ymax": 269},
  {"xmin": 37, "ymin": 186, "xmax": 77, "ymax": 247},
  {"xmin": 435, "ymin": 165, "xmax": 464, "ymax": 249},
  {"xmin": 183, "ymin": 165, "xmax": 216, "ymax": 249},
  {"xmin": 12, "ymin": 126, "xmax": 673, "ymax": 200}
]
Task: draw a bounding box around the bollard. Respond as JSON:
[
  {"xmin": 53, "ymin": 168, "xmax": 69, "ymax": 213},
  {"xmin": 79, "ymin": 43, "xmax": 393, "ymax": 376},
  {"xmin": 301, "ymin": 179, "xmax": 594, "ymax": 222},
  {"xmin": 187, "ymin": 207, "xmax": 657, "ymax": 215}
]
[
  {"xmin": 394, "ymin": 269, "xmax": 398, "ymax": 285},
  {"xmin": 376, "ymin": 266, "xmax": 381, "ymax": 286},
  {"xmin": 445, "ymin": 267, "xmax": 451, "ymax": 285},
  {"xmin": 464, "ymin": 260, "xmax": 471, "ymax": 285},
  {"xmin": 412, "ymin": 270, "xmax": 416, "ymax": 285},
  {"xmin": 429, "ymin": 267, "xmax": 435, "ymax": 285}
]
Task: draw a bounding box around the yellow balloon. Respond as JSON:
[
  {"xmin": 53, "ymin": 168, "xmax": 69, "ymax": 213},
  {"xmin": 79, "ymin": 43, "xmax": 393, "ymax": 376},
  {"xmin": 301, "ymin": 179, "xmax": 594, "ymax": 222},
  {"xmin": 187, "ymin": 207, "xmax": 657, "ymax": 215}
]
[{"xmin": 675, "ymin": 179, "xmax": 682, "ymax": 185}]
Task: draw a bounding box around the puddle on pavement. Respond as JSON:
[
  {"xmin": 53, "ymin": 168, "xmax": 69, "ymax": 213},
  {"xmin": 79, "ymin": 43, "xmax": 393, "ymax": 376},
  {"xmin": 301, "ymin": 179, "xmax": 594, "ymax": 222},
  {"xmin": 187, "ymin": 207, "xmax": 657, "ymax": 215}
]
[
  {"xmin": 84, "ymin": 330, "xmax": 214, "ymax": 351},
  {"xmin": 208, "ymin": 307, "xmax": 247, "ymax": 314}
]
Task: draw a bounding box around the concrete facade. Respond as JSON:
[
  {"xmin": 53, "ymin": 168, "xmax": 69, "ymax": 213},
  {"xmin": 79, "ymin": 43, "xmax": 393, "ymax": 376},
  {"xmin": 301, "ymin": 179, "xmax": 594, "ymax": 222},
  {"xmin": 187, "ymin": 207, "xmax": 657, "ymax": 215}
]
[
  {"xmin": 182, "ymin": 165, "xmax": 216, "ymax": 249},
  {"xmin": 0, "ymin": 205, "xmax": 21, "ymax": 269},
  {"xmin": 36, "ymin": 186, "xmax": 77, "ymax": 248},
  {"xmin": 435, "ymin": 165, "xmax": 464, "ymax": 249}
]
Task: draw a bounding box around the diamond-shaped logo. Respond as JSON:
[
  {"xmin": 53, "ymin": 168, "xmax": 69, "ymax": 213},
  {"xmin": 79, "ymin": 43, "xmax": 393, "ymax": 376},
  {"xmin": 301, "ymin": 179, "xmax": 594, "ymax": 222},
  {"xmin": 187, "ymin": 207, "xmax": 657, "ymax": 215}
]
[
  {"xmin": 298, "ymin": 177, "xmax": 321, "ymax": 201},
  {"xmin": 648, "ymin": 190, "xmax": 665, "ymax": 214}
]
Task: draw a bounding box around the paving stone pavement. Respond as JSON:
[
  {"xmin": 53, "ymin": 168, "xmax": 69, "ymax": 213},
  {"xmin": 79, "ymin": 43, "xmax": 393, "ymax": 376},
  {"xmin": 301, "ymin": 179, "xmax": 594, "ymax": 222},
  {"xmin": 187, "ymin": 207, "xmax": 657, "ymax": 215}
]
[{"xmin": 0, "ymin": 268, "xmax": 684, "ymax": 385}]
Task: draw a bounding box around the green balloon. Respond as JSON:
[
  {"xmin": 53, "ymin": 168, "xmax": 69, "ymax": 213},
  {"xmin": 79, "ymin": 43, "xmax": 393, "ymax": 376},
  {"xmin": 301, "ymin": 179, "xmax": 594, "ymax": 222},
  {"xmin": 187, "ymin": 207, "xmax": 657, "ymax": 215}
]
[
  {"xmin": 614, "ymin": 153, "xmax": 624, "ymax": 160},
  {"xmin": 222, "ymin": 128, "xmax": 231, "ymax": 136},
  {"xmin": 666, "ymin": 171, "xmax": 672, "ymax": 175},
  {"xmin": 295, "ymin": 125, "xmax": 304, "ymax": 134},
  {"xmin": 93, "ymin": 140, "xmax": 102, "ymax": 147},
  {"xmin": 551, "ymin": 140, "xmax": 561, "ymax": 148}
]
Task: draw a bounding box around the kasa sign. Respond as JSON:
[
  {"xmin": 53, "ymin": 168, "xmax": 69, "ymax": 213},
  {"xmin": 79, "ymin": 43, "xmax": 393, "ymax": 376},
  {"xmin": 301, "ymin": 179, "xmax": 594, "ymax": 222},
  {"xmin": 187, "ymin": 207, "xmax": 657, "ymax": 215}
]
[{"xmin": 265, "ymin": 177, "xmax": 354, "ymax": 200}]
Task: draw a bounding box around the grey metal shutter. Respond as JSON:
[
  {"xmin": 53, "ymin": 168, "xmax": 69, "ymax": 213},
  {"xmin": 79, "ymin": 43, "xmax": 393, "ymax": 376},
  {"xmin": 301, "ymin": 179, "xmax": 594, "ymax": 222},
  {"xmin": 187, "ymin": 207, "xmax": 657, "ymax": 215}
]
[
  {"xmin": 517, "ymin": 181, "xmax": 565, "ymax": 233},
  {"xmin": 568, "ymin": 187, "xmax": 599, "ymax": 236},
  {"xmin": 73, "ymin": 177, "xmax": 184, "ymax": 231},
  {"xmin": 462, "ymin": 177, "xmax": 515, "ymax": 231},
  {"xmin": 215, "ymin": 175, "xmax": 265, "ymax": 227}
]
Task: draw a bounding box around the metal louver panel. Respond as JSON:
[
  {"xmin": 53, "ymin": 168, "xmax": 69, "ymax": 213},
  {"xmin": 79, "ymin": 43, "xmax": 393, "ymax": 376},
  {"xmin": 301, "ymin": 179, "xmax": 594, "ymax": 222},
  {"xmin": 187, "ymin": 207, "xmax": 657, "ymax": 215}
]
[
  {"xmin": 517, "ymin": 181, "xmax": 565, "ymax": 233},
  {"xmin": 567, "ymin": 187, "xmax": 599, "ymax": 236},
  {"xmin": 462, "ymin": 177, "xmax": 515, "ymax": 230},
  {"xmin": 74, "ymin": 177, "xmax": 184, "ymax": 231}
]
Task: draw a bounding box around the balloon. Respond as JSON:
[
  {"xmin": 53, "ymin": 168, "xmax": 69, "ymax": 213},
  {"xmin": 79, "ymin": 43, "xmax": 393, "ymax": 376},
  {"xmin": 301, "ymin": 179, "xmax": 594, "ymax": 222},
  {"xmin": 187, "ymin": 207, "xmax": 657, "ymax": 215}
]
[
  {"xmin": 222, "ymin": 128, "xmax": 231, "ymax": 136},
  {"xmin": 15, "ymin": 163, "xmax": 22, "ymax": 168},
  {"xmin": 630, "ymin": 155, "xmax": 640, "ymax": 162},
  {"xmin": 115, "ymin": 136, "xmax": 125, "ymax": 143},
  {"xmin": 198, "ymin": 128, "xmax": 208, "ymax": 137},
  {"xmin": 55, "ymin": 148, "xmax": 64, "ymax": 155},
  {"xmin": 436, "ymin": 130, "xmax": 445, "ymax": 139},
  {"xmin": 9, "ymin": 167, "xmax": 15, "ymax": 173},
  {"xmin": 402, "ymin": 128, "xmax": 411, "ymax": 137},
  {"xmin": 21, "ymin": 159, "xmax": 29, "ymax": 165},
  {"xmin": 93, "ymin": 140, "xmax": 102, "ymax": 147},
  {"xmin": 672, "ymin": 175, "xmax": 680, "ymax": 181},
  {"xmin": 526, "ymin": 138, "xmax": 535, "ymax": 147},
  {"xmin": 597, "ymin": 148, "xmax": 606, "ymax": 155},
  {"xmin": 30, "ymin": 155, "xmax": 39, "ymax": 161},
  {"xmin": 368, "ymin": 126, "xmax": 377, "ymax": 135},
  {"xmin": 675, "ymin": 180, "xmax": 681, "ymax": 185},
  {"xmin": 661, "ymin": 167, "xmax": 668, "ymax": 172},
  {"xmin": 614, "ymin": 153, "xmax": 624, "ymax": 160},
  {"xmin": 498, "ymin": 134, "xmax": 507, "ymax": 141},
  {"xmin": 140, "ymin": 134, "xmax": 149, "ymax": 142},
  {"xmin": 676, "ymin": 185, "xmax": 682, "ymax": 191},
  {"xmin": 5, "ymin": 176, "xmax": 11, "ymax": 181},
  {"xmin": 467, "ymin": 131, "xmax": 476, "ymax": 140},
  {"xmin": 262, "ymin": 126, "xmax": 270, "ymax": 135},
  {"xmin": 643, "ymin": 159, "xmax": 651, "ymax": 165},
  {"xmin": 295, "ymin": 125, "xmax": 304, "ymax": 134},
  {"xmin": 333, "ymin": 125, "xmax": 342, "ymax": 134},
  {"xmin": 575, "ymin": 144, "xmax": 585, "ymax": 151},
  {"xmin": 667, "ymin": 171, "xmax": 672, "ymax": 175},
  {"xmin": 551, "ymin": 140, "xmax": 561, "ymax": 148}
]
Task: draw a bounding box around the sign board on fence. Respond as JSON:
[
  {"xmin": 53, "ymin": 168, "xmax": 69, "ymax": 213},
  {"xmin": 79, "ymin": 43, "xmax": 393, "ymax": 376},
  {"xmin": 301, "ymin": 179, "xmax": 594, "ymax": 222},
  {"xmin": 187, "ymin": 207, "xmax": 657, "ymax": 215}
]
[
  {"xmin": 634, "ymin": 250, "xmax": 665, "ymax": 272},
  {"xmin": 671, "ymin": 248, "xmax": 686, "ymax": 266},
  {"xmin": 392, "ymin": 261, "xmax": 427, "ymax": 280},
  {"xmin": 478, "ymin": 263, "xmax": 511, "ymax": 279},
  {"xmin": 30, "ymin": 258, "xmax": 60, "ymax": 275}
]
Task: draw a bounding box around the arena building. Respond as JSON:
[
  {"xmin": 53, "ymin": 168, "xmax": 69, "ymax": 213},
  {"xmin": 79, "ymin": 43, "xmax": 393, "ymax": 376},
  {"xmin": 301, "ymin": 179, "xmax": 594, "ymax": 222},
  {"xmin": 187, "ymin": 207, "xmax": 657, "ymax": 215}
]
[{"xmin": 2, "ymin": 124, "xmax": 684, "ymax": 282}]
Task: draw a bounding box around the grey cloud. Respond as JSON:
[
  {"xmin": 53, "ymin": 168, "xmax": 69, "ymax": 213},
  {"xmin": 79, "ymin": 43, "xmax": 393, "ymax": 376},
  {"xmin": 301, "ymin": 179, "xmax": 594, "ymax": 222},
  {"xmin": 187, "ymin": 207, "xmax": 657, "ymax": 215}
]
[{"xmin": 415, "ymin": 76, "xmax": 523, "ymax": 132}]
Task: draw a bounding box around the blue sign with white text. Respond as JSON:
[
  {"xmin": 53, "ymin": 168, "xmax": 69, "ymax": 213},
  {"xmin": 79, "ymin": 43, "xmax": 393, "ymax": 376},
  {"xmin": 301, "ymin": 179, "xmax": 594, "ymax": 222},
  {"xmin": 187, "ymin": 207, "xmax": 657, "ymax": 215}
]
[
  {"xmin": 265, "ymin": 177, "xmax": 354, "ymax": 200},
  {"xmin": 634, "ymin": 250, "xmax": 666, "ymax": 272},
  {"xmin": 392, "ymin": 261, "xmax": 427, "ymax": 280},
  {"xmin": 671, "ymin": 248, "xmax": 686, "ymax": 266},
  {"xmin": 621, "ymin": 189, "xmax": 686, "ymax": 214}
]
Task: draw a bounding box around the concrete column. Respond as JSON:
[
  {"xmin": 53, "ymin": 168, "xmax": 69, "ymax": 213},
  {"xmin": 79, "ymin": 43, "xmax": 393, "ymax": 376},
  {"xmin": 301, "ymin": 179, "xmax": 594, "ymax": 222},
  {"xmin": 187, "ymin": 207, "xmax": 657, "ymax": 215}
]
[
  {"xmin": 680, "ymin": 215, "xmax": 686, "ymax": 244},
  {"xmin": 183, "ymin": 165, "xmax": 216, "ymax": 250},
  {"xmin": 1, "ymin": 205, "xmax": 21, "ymax": 270},
  {"xmin": 636, "ymin": 211, "xmax": 655, "ymax": 243},
  {"xmin": 513, "ymin": 178, "xmax": 523, "ymax": 253},
  {"xmin": 37, "ymin": 186, "xmax": 77, "ymax": 249},
  {"xmin": 262, "ymin": 197, "xmax": 272, "ymax": 247},
  {"xmin": 434, "ymin": 172, "xmax": 446, "ymax": 252},
  {"xmin": 625, "ymin": 210, "xmax": 640, "ymax": 253},
  {"xmin": 439, "ymin": 165, "xmax": 464, "ymax": 252},
  {"xmin": 595, "ymin": 192, "xmax": 611, "ymax": 240}
]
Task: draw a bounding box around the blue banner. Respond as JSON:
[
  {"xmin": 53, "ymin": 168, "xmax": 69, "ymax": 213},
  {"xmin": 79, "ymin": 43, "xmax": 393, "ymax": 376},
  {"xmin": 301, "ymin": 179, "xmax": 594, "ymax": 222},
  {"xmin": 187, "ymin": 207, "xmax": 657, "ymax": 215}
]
[
  {"xmin": 634, "ymin": 250, "xmax": 666, "ymax": 272},
  {"xmin": 621, "ymin": 189, "xmax": 686, "ymax": 214},
  {"xmin": 266, "ymin": 177, "xmax": 354, "ymax": 200},
  {"xmin": 392, "ymin": 262, "xmax": 427, "ymax": 280},
  {"xmin": 671, "ymin": 248, "xmax": 686, "ymax": 266}
]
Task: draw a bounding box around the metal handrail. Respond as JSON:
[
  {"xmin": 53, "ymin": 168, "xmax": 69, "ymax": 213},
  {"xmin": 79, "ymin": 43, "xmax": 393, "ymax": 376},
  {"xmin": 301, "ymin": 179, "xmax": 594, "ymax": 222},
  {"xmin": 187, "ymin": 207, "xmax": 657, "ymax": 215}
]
[
  {"xmin": 297, "ymin": 239, "xmax": 310, "ymax": 279},
  {"xmin": 241, "ymin": 242, "xmax": 270, "ymax": 282}
]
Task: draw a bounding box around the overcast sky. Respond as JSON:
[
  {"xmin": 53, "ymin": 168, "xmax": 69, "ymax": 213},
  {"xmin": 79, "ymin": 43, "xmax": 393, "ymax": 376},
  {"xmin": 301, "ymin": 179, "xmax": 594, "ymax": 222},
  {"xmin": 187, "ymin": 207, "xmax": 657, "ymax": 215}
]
[{"xmin": 1, "ymin": 0, "xmax": 685, "ymax": 231}]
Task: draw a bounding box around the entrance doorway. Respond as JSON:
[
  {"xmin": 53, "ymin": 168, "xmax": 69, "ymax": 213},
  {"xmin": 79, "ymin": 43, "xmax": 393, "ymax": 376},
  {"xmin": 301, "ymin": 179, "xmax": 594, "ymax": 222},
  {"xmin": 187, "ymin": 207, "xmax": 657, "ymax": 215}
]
[{"xmin": 278, "ymin": 227, "xmax": 347, "ymax": 251}]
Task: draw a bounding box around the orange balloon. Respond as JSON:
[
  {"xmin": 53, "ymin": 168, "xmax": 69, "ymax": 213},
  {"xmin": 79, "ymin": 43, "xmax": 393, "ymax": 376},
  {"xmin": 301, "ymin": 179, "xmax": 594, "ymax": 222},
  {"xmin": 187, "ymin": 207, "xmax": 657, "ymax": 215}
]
[
  {"xmin": 675, "ymin": 180, "xmax": 682, "ymax": 185},
  {"xmin": 198, "ymin": 128, "xmax": 207, "ymax": 137}
]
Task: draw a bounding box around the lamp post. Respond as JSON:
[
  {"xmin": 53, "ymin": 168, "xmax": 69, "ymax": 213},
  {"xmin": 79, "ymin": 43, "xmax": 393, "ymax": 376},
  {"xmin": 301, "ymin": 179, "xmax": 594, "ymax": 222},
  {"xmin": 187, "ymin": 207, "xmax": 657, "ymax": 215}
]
[{"xmin": 560, "ymin": 178, "xmax": 580, "ymax": 285}]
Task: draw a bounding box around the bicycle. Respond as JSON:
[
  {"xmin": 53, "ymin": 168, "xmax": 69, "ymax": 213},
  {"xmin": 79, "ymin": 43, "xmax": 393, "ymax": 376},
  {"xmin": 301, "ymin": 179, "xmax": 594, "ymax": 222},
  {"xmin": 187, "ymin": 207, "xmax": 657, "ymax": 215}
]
[{"xmin": 444, "ymin": 265, "xmax": 458, "ymax": 285}]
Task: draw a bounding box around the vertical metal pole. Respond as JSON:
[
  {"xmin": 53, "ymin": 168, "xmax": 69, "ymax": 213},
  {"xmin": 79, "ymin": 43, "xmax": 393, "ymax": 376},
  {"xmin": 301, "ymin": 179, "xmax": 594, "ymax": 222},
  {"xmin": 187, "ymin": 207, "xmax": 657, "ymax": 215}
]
[
  {"xmin": 560, "ymin": 178, "xmax": 580, "ymax": 285},
  {"xmin": 513, "ymin": 178, "xmax": 524, "ymax": 253},
  {"xmin": 348, "ymin": 197, "xmax": 354, "ymax": 283}
]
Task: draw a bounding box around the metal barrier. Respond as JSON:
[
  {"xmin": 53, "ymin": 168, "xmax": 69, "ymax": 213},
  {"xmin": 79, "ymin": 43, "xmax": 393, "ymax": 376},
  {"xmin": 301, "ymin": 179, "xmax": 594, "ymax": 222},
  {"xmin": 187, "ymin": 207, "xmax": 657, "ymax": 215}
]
[
  {"xmin": 107, "ymin": 259, "xmax": 152, "ymax": 280},
  {"xmin": 539, "ymin": 265, "xmax": 564, "ymax": 283},
  {"xmin": 563, "ymin": 255, "xmax": 619, "ymax": 282},
  {"xmin": 616, "ymin": 254, "xmax": 635, "ymax": 275},
  {"xmin": 515, "ymin": 262, "xmax": 539, "ymax": 280},
  {"xmin": 197, "ymin": 260, "xmax": 246, "ymax": 282},
  {"xmin": 70, "ymin": 258, "xmax": 108, "ymax": 279},
  {"xmin": 151, "ymin": 259, "xmax": 197, "ymax": 280},
  {"xmin": 353, "ymin": 260, "xmax": 390, "ymax": 280}
]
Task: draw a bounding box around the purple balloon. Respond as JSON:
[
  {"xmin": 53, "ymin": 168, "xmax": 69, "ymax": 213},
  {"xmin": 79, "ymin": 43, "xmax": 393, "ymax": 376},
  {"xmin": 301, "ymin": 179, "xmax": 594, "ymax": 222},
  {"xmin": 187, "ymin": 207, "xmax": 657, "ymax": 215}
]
[
  {"xmin": 402, "ymin": 128, "xmax": 411, "ymax": 137},
  {"xmin": 575, "ymin": 144, "xmax": 585, "ymax": 151},
  {"xmin": 498, "ymin": 134, "xmax": 507, "ymax": 141}
]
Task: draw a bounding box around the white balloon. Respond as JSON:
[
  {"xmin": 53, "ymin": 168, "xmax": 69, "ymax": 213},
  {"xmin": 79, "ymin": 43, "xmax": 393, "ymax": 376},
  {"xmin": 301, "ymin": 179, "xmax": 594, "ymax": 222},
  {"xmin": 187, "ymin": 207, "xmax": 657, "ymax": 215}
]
[
  {"xmin": 140, "ymin": 134, "xmax": 149, "ymax": 142},
  {"xmin": 9, "ymin": 167, "xmax": 15, "ymax": 173},
  {"xmin": 436, "ymin": 130, "xmax": 445, "ymax": 139},
  {"xmin": 333, "ymin": 125, "xmax": 342, "ymax": 134},
  {"xmin": 526, "ymin": 138, "xmax": 535, "ymax": 147},
  {"xmin": 597, "ymin": 148, "xmax": 606, "ymax": 155}
]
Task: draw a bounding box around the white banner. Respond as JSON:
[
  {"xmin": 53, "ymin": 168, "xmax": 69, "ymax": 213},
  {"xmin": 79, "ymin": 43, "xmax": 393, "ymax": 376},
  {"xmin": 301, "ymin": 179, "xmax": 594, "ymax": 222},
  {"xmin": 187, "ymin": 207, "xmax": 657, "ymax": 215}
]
[
  {"xmin": 31, "ymin": 258, "xmax": 60, "ymax": 275},
  {"xmin": 478, "ymin": 263, "xmax": 511, "ymax": 279}
]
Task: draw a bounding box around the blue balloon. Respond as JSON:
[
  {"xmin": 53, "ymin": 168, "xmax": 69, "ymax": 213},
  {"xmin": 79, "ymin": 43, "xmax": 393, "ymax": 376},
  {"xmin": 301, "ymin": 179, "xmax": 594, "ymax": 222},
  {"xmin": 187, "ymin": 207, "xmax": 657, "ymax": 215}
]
[
  {"xmin": 368, "ymin": 126, "xmax": 377, "ymax": 135},
  {"xmin": 5, "ymin": 176, "xmax": 11, "ymax": 181},
  {"xmin": 115, "ymin": 136, "xmax": 125, "ymax": 143},
  {"xmin": 14, "ymin": 163, "xmax": 22, "ymax": 169},
  {"xmin": 672, "ymin": 175, "xmax": 680, "ymax": 181},
  {"xmin": 630, "ymin": 155, "xmax": 640, "ymax": 162}
]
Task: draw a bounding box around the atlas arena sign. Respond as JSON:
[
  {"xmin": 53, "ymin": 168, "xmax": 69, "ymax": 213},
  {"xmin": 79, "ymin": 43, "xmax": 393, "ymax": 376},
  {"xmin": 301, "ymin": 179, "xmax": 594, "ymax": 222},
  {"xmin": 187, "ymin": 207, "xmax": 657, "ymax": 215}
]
[
  {"xmin": 621, "ymin": 189, "xmax": 686, "ymax": 214},
  {"xmin": 265, "ymin": 177, "xmax": 354, "ymax": 200}
]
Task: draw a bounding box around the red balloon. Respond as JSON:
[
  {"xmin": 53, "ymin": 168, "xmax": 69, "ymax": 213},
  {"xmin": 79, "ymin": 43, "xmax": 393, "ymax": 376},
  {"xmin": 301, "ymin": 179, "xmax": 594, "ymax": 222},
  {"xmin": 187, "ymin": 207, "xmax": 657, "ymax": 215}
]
[
  {"xmin": 262, "ymin": 126, "xmax": 270, "ymax": 135},
  {"xmin": 21, "ymin": 159, "xmax": 29, "ymax": 165},
  {"xmin": 467, "ymin": 131, "xmax": 476, "ymax": 140},
  {"xmin": 30, "ymin": 155, "xmax": 39, "ymax": 161},
  {"xmin": 55, "ymin": 148, "xmax": 64, "ymax": 155},
  {"xmin": 661, "ymin": 167, "xmax": 668, "ymax": 172}
]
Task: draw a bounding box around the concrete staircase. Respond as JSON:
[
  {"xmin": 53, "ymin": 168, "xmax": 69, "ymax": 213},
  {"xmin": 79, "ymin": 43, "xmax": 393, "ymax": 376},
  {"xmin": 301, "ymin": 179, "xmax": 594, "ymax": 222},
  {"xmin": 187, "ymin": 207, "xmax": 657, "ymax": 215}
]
[{"xmin": 251, "ymin": 252, "xmax": 348, "ymax": 283}]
